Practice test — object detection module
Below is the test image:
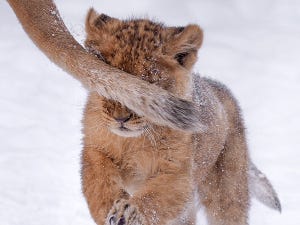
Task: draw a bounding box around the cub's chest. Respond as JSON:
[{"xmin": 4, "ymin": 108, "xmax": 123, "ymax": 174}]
[{"xmin": 108, "ymin": 134, "xmax": 192, "ymax": 190}]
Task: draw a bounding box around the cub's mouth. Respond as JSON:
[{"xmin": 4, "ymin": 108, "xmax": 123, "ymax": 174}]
[
  {"xmin": 110, "ymin": 122, "xmax": 145, "ymax": 138},
  {"xmin": 110, "ymin": 126, "xmax": 144, "ymax": 137},
  {"xmin": 103, "ymin": 103, "xmax": 147, "ymax": 137},
  {"xmin": 119, "ymin": 126, "xmax": 130, "ymax": 131}
]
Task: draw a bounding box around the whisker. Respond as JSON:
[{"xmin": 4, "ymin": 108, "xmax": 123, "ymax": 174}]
[
  {"xmin": 145, "ymin": 126, "xmax": 157, "ymax": 147},
  {"xmin": 149, "ymin": 124, "xmax": 158, "ymax": 135}
]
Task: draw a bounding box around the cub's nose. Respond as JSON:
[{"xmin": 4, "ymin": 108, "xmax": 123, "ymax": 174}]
[{"xmin": 114, "ymin": 114, "xmax": 132, "ymax": 123}]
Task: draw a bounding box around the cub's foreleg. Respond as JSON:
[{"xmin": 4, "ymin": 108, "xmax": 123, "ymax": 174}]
[
  {"xmin": 107, "ymin": 173, "xmax": 194, "ymax": 225},
  {"xmin": 81, "ymin": 147, "xmax": 129, "ymax": 225}
]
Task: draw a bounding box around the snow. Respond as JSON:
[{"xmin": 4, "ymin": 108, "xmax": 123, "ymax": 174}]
[{"xmin": 0, "ymin": 0, "xmax": 299, "ymax": 224}]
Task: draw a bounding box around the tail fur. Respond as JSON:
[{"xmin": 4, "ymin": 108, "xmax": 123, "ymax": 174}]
[
  {"xmin": 7, "ymin": 0, "xmax": 208, "ymax": 133},
  {"xmin": 249, "ymin": 162, "xmax": 281, "ymax": 212}
]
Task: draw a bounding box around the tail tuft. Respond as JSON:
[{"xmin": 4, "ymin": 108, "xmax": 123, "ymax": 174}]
[{"xmin": 249, "ymin": 162, "xmax": 282, "ymax": 212}]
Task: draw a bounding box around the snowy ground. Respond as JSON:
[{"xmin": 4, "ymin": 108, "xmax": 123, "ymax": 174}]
[{"xmin": 0, "ymin": 0, "xmax": 299, "ymax": 224}]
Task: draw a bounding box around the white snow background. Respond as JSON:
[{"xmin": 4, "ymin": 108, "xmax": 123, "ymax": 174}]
[{"xmin": 0, "ymin": 0, "xmax": 299, "ymax": 224}]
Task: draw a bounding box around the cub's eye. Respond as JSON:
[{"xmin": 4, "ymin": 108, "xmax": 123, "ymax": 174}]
[{"xmin": 174, "ymin": 52, "xmax": 189, "ymax": 66}]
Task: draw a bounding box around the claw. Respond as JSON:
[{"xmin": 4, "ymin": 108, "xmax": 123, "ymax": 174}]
[
  {"xmin": 117, "ymin": 216, "xmax": 125, "ymax": 225},
  {"xmin": 109, "ymin": 215, "xmax": 116, "ymax": 225}
]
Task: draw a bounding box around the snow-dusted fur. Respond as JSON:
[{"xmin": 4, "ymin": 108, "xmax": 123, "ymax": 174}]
[
  {"xmin": 7, "ymin": 0, "xmax": 207, "ymax": 133},
  {"xmin": 6, "ymin": 1, "xmax": 281, "ymax": 224},
  {"xmin": 80, "ymin": 9, "xmax": 281, "ymax": 225},
  {"xmin": 194, "ymin": 76, "xmax": 281, "ymax": 213}
]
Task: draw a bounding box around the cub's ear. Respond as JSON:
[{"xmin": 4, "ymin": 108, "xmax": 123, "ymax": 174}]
[
  {"xmin": 167, "ymin": 25, "xmax": 203, "ymax": 69},
  {"xmin": 85, "ymin": 8, "xmax": 116, "ymax": 34}
]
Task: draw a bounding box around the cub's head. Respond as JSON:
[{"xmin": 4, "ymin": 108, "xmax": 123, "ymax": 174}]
[{"xmin": 85, "ymin": 8, "xmax": 203, "ymax": 137}]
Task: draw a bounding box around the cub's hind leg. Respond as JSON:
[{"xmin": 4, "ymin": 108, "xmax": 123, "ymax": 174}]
[{"xmin": 198, "ymin": 131, "xmax": 249, "ymax": 225}]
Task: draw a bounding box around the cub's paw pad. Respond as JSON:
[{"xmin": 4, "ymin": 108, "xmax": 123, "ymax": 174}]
[{"xmin": 106, "ymin": 199, "xmax": 145, "ymax": 225}]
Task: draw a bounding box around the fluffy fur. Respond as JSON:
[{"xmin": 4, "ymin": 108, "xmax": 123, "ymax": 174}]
[
  {"xmin": 8, "ymin": 0, "xmax": 207, "ymax": 133},
  {"xmin": 7, "ymin": 1, "xmax": 280, "ymax": 224},
  {"xmin": 82, "ymin": 9, "xmax": 251, "ymax": 225},
  {"xmin": 249, "ymin": 162, "xmax": 281, "ymax": 212}
]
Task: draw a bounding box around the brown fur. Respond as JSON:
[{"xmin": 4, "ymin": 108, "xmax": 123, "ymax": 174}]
[
  {"xmin": 7, "ymin": 1, "xmax": 279, "ymax": 224},
  {"xmin": 7, "ymin": 0, "xmax": 207, "ymax": 132},
  {"xmin": 82, "ymin": 9, "xmax": 249, "ymax": 225}
]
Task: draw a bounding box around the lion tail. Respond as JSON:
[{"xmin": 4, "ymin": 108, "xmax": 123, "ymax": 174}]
[{"xmin": 249, "ymin": 162, "xmax": 282, "ymax": 212}]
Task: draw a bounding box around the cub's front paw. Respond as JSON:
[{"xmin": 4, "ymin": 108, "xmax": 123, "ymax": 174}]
[{"xmin": 106, "ymin": 199, "xmax": 146, "ymax": 225}]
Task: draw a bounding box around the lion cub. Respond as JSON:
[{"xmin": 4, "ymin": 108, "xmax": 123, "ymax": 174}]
[{"xmin": 82, "ymin": 9, "xmax": 249, "ymax": 225}]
